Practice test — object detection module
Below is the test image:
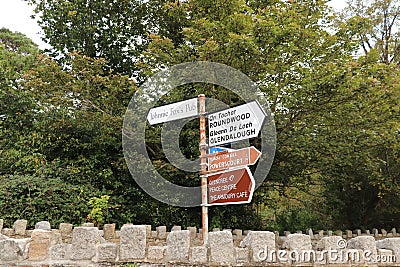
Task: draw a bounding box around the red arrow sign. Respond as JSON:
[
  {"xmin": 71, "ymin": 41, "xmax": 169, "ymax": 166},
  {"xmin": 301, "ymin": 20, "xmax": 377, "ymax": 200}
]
[
  {"xmin": 208, "ymin": 146, "xmax": 261, "ymax": 172},
  {"xmin": 207, "ymin": 167, "xmax": 255, "ymax": 205}
]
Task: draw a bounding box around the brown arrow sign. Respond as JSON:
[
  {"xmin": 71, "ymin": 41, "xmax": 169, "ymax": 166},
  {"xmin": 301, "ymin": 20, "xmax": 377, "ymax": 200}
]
[
  {"xmin": 208, "ymin": 146, "xmax": 262, "ymax": 172},
  {"xmin": 207, "ymin": 167, "xmax": 255, "ymax": 205}
]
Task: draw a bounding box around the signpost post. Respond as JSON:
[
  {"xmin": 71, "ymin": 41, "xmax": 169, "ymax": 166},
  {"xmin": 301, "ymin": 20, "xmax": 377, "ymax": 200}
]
[{"xmin": 198, "ymin": 94, "xmax": 208, "ymax": 244}]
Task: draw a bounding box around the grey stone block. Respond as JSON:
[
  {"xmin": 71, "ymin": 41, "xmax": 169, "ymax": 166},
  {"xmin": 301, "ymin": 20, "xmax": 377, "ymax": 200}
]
[
  {"xmin": 376, "ymin": 238, "xmax": 400, "ymax": 262},
  {"xmin": 0, "ymin": 219, "xmax": 3, "ymax": 232},
  {"xmin": 156, "ymin": 226, "xmax": 167, "ymax": 239},
  {"xmin": 59, "ymin": 223, "xmax": 73, "ymax": 242},
  {"xmin": 103, "ymin": 224, "xmax": 115, "ymax": 240},
  {"xmin": 373, "ymin": 228, "xmax": 379, "ymax": 237},
  {"xmin": 240, "ymin": 231, "xmax": 275, "ymax": 262},
  {"xmin": 347, "ymin": 236, "xmax": 377, "ymax": 260},
  {"xmin": 381, "ymin": 229, "xmax": 388, "ymax": 237},
  {"xmin": 191, "ymin": 246, "xmax": 207, "ymax": 263},
  {"xmin": 1, "ymin": 228, "xmax": 14, "ymax": 237},
  {"xmin": 171, "ymin": 225, "xmax": 181, "ymax": 231},
  {"xmin": 187, "ymin": 227, "xmax": 197, "ymax": 240},
  {"xmin": 392, "ymin": 228, "xmax": 397, "ymax": 236},
  {"xmin": 166, "ymin": 230, "xmax": 190, "ymax": 262},
  {"xmin": 235, "ymin": 247, "xmax": 249, "ymax": 263},
  {"xmin": 96, "ymin": 242, "xmax": 117, "ymax": 262},
  {"xmin": 346, "ymin": 230, "xmax": 352, "ymax": 238},
  {"xmin": 147, "ymin": 245, "xmax": 165, "ymax": 261},
  {"xmin": 82, "ymin": 222, "xmax": 95, "ymax": 227},
  {"xmin": 14, "ymin": 238, "xmax": 30, "ymax": 260},
  {"xmin": 35, "ymin": 221, "xmax": 51, "ymax": 231},
  {"xmin": 347, "ymin": 236, "xmax": 376, "ymax": 249},
  {"xmin": 208, "ymin": 230, "xmax": 234, "ymax": 263},
  {"xmin": 306, "ymin": 228, "xmax": 313, "ymax": 239},
  {"xmin": 70, "ymin": 227, "xmax": 101, "ymax": 260},
  {"xmin": 50, "ymin": 244, "xmax": 71, "ymax": 260},
  {"xmin": 284, "ymin": 233, "xmax": 312, "ymax": 250},
  {"xmin": 119, "ymin": 224, "xmax": 146, "ymax": 260},
  {"xmin": 13, "ymin": 219, "xmax": 27, "ymax": 236},
  {"xmin": 0, "ymin": 239, "xmax": 21, "ymax": 261},
  {"xmin": 318, "ymin": 230, "xmax": 324, "ymax": 238},
  {"xmin": 316, "ymin": 236, "xmax": 346, "ymax": 250}
]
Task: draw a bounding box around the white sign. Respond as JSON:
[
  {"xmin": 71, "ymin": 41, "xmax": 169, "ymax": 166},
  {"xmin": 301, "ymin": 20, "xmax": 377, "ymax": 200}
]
[
  {"xmin": 208, "ymin": 101, "xmax": 266, "ymax": 146},
  {"xmin": 147, "ymin": 98, "xmax": 198, "ymax": 125}
]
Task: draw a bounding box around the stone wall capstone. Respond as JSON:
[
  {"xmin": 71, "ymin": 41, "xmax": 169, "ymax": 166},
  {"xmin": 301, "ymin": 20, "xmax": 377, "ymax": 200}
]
[
  {"xmin": 208, "ymin": 230, "xmax": 234, "ymax": 263},
  {"xmin": 240, "ymin": 231, "xmax": 275, "ymax": 262},
  {"xmin": 1, "ymin": 219, "xmax": 400, "ymax": 266},
  {"xmin": 119, "ymin": 224, "xmax": 146, "ymax": 261},
  {"xmin": 166, "ymin": 230, "xmax": 190, "ymax": 262},
  {"xmin": 70, "ymin": 226, "xmax": 100, "ymax": 260}
]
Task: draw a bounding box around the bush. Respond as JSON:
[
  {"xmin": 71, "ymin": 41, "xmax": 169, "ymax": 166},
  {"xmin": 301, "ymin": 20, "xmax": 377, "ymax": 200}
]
[{"xmin": 0, "ymin": 174, "xmax": 101, "ymax": 228}]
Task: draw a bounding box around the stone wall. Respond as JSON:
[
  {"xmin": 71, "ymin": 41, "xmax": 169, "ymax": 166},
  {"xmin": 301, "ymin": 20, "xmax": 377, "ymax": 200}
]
[{"xmin": 1, "ymin": 219, "xmax": 400, "ymax": 266}]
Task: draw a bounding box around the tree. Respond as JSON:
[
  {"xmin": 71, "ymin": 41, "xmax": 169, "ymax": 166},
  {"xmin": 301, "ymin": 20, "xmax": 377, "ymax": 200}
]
[
  {"xmin": 0, "ymin": 28, "xmax": 40, "ymax": 175},
  {"xmin": 338, "ymin": 0, "xmax": 400, "ymax": 64},
  {"xmin": 26, "ymin": 0, "xmax": 191, "ymax": 77},
  {"xmin": 26, "ymin": 0, "xmax": 148, "ymax": 76},
  {"xmin": 138, "ymin": 0, "xmax": 400, "ymax": 231},
  {"xmin": 136, "ymin": 0, "xmax": 366, "ymax": 230},
  {"xmin": 318, "ymin": 53, "xmax": 400, "ymax": 228},
  {"xmin": 3, "ymin": 0, "xmax": 398, "ymax": 231}
]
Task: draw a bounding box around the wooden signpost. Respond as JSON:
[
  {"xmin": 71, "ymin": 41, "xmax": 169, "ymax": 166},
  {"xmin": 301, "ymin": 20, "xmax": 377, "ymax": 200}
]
[{"xmin": 147, "ymin": 96, "xmax": 266, "ymax": 244}]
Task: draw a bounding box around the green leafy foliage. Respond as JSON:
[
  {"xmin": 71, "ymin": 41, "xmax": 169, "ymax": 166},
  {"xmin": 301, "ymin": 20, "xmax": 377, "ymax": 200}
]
[
  {"xmin": 0, "ymin": 174, "xmax": 99, "ymax": 227},
  {"xmin": 26, "ymin": 0, "xmax": 148, "ymax": 76},
  {"xmin": 87, "ymin": 195, "xmax": 110, "ymax": 226},
  {"xmin": 337, "ymin": 0, "xmax": 400, "ymax": 64},
  {"xmin": 0, "ymin": 0, "xmax": 399, "ymax": 232}
]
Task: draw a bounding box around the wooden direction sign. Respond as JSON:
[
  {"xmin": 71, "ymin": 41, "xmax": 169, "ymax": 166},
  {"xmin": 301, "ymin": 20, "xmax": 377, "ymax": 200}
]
[
  {"xmin": 147, "ymin": 98, "xmax": 198, "ymax": 125},
  {"xmin": 207, "ymin": 167, "xmax": 255, "ymax": 205},
  {"xmin": 208, "ymin": 101, "xmax": 266, "ymax": 146},
  {"xmin": 208, "ymin": 146, "xmax": 261, "ymax": 172}
]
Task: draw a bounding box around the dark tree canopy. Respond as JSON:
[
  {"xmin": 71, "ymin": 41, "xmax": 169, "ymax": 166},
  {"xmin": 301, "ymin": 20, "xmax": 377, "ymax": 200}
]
[{"xmin": 0, "ymin": 0, "xmax": 398, "ymax": 231}]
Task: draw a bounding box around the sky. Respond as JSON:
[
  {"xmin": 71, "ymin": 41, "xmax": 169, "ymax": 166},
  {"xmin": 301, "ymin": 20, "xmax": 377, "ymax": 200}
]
[
  {"xmin": 0, "ymin": 0, "xmax": 347, "ymax": 50},
  {"xmin": 0, "ymin": 0, "xmax": 50, "ymax": 49}
]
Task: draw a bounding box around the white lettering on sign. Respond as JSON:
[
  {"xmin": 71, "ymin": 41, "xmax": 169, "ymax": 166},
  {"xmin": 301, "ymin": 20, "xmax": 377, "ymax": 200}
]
[
  {"xmin": 209, "ymin": 191, "xmax": 248, "ymax": 201},
  {"xmin": 147, "ymin": 98, "xmax": 198, "ymax": 125},
  {"xmin": 208, "ymin": 101, "xmax": 266, "ymax": 146},
  {"xmin": 209, "ymin": 158, "xmax": 244, "ymax": 170},
  {"xmin": 208, "ymin": 146, "xmax": 261, "ymax": 172}
]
